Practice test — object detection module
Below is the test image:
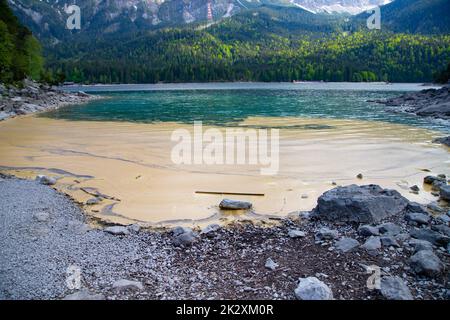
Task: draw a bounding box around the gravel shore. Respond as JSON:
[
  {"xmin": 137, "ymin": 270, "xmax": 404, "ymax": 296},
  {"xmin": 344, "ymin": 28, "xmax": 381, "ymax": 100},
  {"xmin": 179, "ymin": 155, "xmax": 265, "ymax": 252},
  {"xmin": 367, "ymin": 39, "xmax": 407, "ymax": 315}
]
[{"xmin": 0, "ymin": 175, "xmax": 448, "ymax": 300}]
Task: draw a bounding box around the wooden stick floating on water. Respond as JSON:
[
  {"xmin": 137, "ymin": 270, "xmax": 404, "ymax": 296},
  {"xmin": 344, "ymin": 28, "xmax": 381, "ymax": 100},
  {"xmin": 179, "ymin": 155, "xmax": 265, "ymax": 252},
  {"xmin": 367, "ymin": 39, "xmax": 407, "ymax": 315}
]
[{"xmin": 195, "ymin": 191, "xmax": 265, "ymax": 197}]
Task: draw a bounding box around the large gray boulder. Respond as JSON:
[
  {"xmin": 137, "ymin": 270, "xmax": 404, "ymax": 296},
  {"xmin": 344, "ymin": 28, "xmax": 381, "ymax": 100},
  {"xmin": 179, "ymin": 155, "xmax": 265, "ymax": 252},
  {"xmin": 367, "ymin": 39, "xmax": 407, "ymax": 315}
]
[
  {"xmin": 410, "ymin": 250, "xmax": 444, "ymax": 277},
  {"xmin": 433, "ymin": 136, "xmax": 450, "ymax": 147},
  {"xmin": 380, "ymin": 276, "xmax": 413, "ymax": 300},
  {"xmin": 312, "ymin": 185, "xmax": 409, "ymax": 223},
  {"xmin": 294, "ymin": 277, "xmax": 333, "ymax": 300},
  {"xmin": 439, "ymin": 185, "xmax": 450, "ymax": 201},
  {"xmin": 410, "ymin": 228, "xmax": 450, "ymax": 247}
]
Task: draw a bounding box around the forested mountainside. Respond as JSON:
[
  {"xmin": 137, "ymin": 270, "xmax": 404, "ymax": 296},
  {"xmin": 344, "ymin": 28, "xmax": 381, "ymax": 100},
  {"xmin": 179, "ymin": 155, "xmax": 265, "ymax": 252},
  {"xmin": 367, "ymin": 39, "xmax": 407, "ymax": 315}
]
[
  {"xmin": 355, "ymin": 0, "xmax": 450, "ymax": 34},
  {"xmin": 49, "ymin": 28, "xmax": 450, "ymax": 83},
  {"xmin": 0, "ymin": 0, "xmax": 43, "ymax": 84},
  {"xmin": 4, "ymin": 0, "xmax": 450, "ymax": 83}
]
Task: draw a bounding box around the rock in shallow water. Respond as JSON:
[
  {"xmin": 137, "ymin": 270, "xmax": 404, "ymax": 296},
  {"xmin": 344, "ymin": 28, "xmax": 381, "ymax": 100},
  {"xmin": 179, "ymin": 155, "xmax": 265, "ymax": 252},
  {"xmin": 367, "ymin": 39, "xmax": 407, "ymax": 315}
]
[
  {"xmin": 380, "ymin": 276, "xmax": 413, "ymax": 300},
  {"xmin": 433, "ymin": 136, "xmax": 450, "ymax": 147},
  {"xmin": 423, "ymin": 175, "xmax": 446, "ymax": 185},
  {"xmin": 312, "ymin": 184, "xmax": 409, "ymax": 223},
  {"xmin": 86, "ymin": 197, "xmax": 101, "ymax": 205},
  {"xmin": 294, "ymin": 277, "xmax": 333, "ymax": 300},
  {"xmin": 439, "ymin": 185, "xmax": 450, "ymax": 201},
  {"xmin": 35, "ymin": 175, "xmax": 56, "ymax": 186},
  {"xmin": 219, "ymin": 199, "xmax": 252, "ymax": 210}
]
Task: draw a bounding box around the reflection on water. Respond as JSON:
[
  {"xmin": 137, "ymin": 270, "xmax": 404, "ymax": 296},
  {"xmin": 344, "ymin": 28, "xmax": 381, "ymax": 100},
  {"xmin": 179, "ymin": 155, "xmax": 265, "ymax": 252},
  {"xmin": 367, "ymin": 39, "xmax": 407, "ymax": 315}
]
[{"xmin": 48, "ymin": 84, "xmax": 449, "ymax": 133}]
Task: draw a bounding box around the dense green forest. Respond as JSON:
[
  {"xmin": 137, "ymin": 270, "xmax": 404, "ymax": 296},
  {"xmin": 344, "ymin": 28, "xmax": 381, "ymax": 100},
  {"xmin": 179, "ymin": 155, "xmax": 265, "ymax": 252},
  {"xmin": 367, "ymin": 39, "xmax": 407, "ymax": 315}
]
[
  {"xmin": 0, "ymin": 0, "xmax": 43, "ymax": 84},
  {"xmin": 42, "ymin": 3, "xmax": 450, "ymax": 84},
  {"xmin": 48, "ymin": 28, "xmax": 450, "ymax": 83},
  {"xmin": 435, "ymin": 62, "xmax": 450, "ymax": 83}
]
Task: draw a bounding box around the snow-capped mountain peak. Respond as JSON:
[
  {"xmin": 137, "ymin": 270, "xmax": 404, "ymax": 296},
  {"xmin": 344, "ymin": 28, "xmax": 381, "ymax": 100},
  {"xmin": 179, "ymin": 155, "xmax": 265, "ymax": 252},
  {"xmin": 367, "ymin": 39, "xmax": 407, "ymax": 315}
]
[{"xmin": 290, "ymin": 0, "xmax": 392, "ymax": 15}]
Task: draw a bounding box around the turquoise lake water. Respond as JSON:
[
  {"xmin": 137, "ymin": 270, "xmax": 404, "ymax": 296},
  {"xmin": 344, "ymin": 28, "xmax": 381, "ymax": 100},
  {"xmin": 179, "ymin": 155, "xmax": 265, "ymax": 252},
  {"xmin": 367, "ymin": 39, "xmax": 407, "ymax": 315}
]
[{"xmin": 48, "ymin": 82, "xmax": 449, "ymax": 133}]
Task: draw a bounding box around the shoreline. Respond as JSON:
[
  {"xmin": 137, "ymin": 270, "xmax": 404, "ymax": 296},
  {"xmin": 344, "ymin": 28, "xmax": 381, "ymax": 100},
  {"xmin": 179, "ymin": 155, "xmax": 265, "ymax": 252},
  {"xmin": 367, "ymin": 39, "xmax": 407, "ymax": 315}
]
[
  {"xmin": 60, "ymin": 82, "xmax": 442, "ymax": 93},
  {"xmin": 0, "ymin": 82, "xmax": 449, "ymax": 300},
  {"xmin": 372, "ymin": 86, "xmax": 450, "ymax": 122},
  {"xmin": 0, "ymin": 79, "xmax": 101, "ymax": 122},
  {"xmin": 0, "ymin": 174, "xmax": 448, "ymax": 300}
]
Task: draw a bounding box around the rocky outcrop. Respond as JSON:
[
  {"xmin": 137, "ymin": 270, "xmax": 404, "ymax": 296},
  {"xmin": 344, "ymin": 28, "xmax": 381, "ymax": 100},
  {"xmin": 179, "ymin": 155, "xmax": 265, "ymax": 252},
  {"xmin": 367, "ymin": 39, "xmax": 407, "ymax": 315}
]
[
  {"xmin": 311, "ymin": 184, "xmax": 409, "ymax": 223},
  {"xmin": 374, "ymin": 86, "xmax": 450, "ymax": 121},
  {"xmin": 433, "ymin": 136, "xmax": 450, "ymax": 147},
  {"xmin": 0, "ymin": 79, "xmax": 98, "ymax": 121}
]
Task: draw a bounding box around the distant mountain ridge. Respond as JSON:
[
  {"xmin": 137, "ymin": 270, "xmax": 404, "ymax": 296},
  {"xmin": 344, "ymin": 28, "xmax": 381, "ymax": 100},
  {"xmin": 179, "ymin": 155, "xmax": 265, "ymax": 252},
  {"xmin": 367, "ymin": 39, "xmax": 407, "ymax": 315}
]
[
  {"xmin": 356, "ymin": 0, "xmax": 450, "ymax": 34},
  {"xmin": 7, "ymin": 0, "xmax": 394, "ymax": 43}
]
